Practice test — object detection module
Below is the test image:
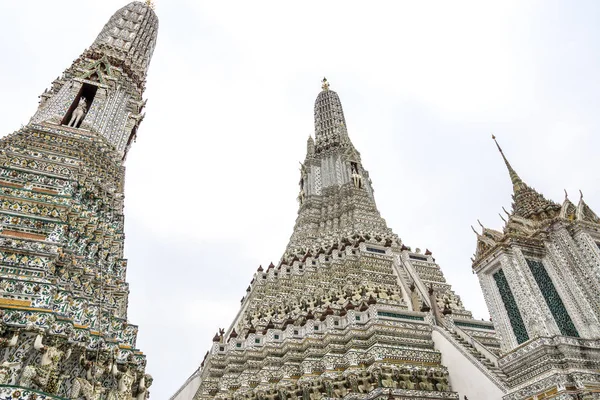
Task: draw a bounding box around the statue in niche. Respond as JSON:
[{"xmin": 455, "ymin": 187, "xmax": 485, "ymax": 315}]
[
  {"xmin": 19, "ymin": 333, "xmax": 72, "ymax": 394},
  {"xmin": 0, "ymin": 329, "xmax": 19, "ymax": 384},
  {"xmin": 309, "ymin": 380, "xmax": 324, "ymax": 400},
  {"xmin": 417, "ymin": 369, "xmax": 434, "ymax": 391},
  {"xmin": 432, "ymin": 370, "xmax": 449, "ymax": 392},
  {"xmin": 106, "ymin": 361, "xmax": 136, "ymax": 400},
  {"xmin": 357, "ymin": 370, "xmax": 374, "ymax": 393},
  {"xmin": 397, "ymin": 368, "xmax": 415, "ymax": 390},
  {"xmin": 68, "ymin": 97, "xmax": 88, "ymax": 128},
  {"xmin": 332, "ymin": 375, "xmax": 349, "ymax": 398},
  {"xmin": 350, "ymin": 162, "xmax": 363, "ymax": 189},
  {"xmin": 70, "ymin": 350, "xmax": 112, "ymax": 400}
]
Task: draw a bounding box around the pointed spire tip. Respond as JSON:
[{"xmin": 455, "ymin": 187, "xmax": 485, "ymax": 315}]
[
  {"xmin": 491, "ymin": 135, "xmax": 523, "ymax": 191},
  {"xmin": 321, "ymin": 77, "xmax": 330, "ymax": 91}
]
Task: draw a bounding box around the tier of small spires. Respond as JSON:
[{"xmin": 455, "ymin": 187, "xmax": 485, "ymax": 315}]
[{"xmin": 473, "ymin": 135, "xmax": 593, "ymax": 231}]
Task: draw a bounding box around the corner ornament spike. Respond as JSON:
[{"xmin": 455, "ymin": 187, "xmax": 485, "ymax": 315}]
[{"xmin": 322, "ymin": 77, "xmax": 330, "ymax": 91}]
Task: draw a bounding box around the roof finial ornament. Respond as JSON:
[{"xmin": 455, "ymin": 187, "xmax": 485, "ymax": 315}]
[
  {"xmin": 564, "ymin": 189, "xmax": 569, "ymax": 200},
  {"xmin": 579, "ymin": 190, "xmax": 584, "ymax": 200},
  {"xmin": 492, "ymin": 134, "xmax": 523, "ymax": 191},
  {"xmin": 477, "ymin": 219, "xmax": 485, "ymax": 230},
  {"xmin": 471, "ymin": 225, "xmax": 480, "ymax": 236},
  {"xmin": 145, "ymin": 0, "xmax": 155, "ymax": 10},
  {"xmin": 499, "ymin": 213, "xmax": 507, "ymax": 223},
  {"xmin": 502, "ymin": 206, "xmax": 510, "ymax": 216},
  {"xmin": 321, "ymin": 77, "xmax": 330, "ymax": 91}
]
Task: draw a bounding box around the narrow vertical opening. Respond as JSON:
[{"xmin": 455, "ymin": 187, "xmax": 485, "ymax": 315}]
[{"xmin": 62, "ymin": 83, "xmax": 98, "ymax": 128}]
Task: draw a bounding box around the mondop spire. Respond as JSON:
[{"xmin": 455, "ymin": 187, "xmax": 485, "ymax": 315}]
[
  {"xmin": 471, "ymin": 137, "xmax": 600, "ymax": 398},
  {"xmin": 492, "ymin": 135, "xmax": 560, "ymax": 221},
  {"xmin": 0, "ymin": 3, "xmax": 157, "ymax": 399}
]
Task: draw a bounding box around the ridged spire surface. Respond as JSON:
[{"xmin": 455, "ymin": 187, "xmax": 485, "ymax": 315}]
[
  {"xmin": 92, "ymin": 1, "xmax": 159, "ymax": 79},
  {"xmin": 313, "ymin": 78, "xmax": 351, "ymax": 153}
]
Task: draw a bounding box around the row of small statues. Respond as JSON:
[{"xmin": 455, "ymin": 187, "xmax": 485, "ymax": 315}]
[
  {"xmin": 248, "ymin": 283, "xmax": 405, "ymax": 327},
  {"xmin": 0, "ymin": 329, "xmax": 151, "ymax": 400},
  {"xmin": 216, "ymin": 367, "xmax": 450, "ymax": 400}
]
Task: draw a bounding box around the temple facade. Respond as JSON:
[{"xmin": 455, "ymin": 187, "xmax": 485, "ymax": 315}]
[
  {"xmin": 472, "ymin": 138, "xmax": 600, "ymax": 398},
  {"xmin": 0, "ymin": 2, "xmax": 157, "ymax": 399},
  {"xmin": 172, "ymin": 80, "xmax": 521, "ymax": 400},
  {"xmin": 172, "ymin": 80, "xmax": 600, "ymax": 400}
]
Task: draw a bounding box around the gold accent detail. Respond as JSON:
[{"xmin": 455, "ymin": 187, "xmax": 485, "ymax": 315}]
[
  {"xmin": 0, "ymin": 304, "xmax": 52, "ymax": 313},
  {"xmin": 119, "ymin": 344, "xmax": 132, "ymax": 349},
  {"xmin": 32, "ymin": 188, "xmax": 58, "ymax": 195},
  {"xmin": 2, "ymin": 230, "xmax": 47, "ymax": 241},
  {"xmin": 145, "ymin": 0, "xmax": 156, "ymax": 9},
  {"xmin": 74, "ymin": 324, "xmax": 90, "ymax": 329},
  {"xmin": 321, "ymin": 77, "xmax": 330, "ymax": 91},
  {"xmin": 382, "ymin": 359, "xmax": 438, "ymax": 366},
  {"xmin": 0, "ymin": 181, "xmax": 24, "ymax": 189},
  {"xmin": 0, "ymin": 298, "xmax": 31, "ymax": 307}
]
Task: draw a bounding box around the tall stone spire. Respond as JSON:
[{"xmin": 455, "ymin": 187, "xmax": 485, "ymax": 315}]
[
  {"xmin": 0, "ymin": 3, "xmax": 157, "ymax": 399},
  {"xmin": 285, "ymin": 79, "xmax": 395, "ymax": 258},
  {"xmin": 492, "ymin": 135, "xmax": 560, "ymax": 221},
  {"xmin": 174, "ymin": 79, "xmax": 508, "ymax": 400},
  {"xmin": 31, "ymin": 1, "xmax": 158, "ymax": 158}
]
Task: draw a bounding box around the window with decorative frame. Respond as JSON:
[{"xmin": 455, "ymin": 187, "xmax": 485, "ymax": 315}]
[
  {"xmin": 525, "ymin": 259, "xmax": 579, "ymax": 337},
  {"xmin": 493, "ymin": 268, "xmax": 530, "ymax": 344}
]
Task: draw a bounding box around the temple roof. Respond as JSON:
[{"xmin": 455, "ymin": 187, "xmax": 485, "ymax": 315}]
[
  {"xmin": 91, "ymin": 1, "xmax": 158, "ymax": 79},
  {"xmin": 492, "ymin": 135, "xmax": 560, "ymax": 221}
]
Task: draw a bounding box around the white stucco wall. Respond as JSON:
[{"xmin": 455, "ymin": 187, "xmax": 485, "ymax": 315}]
[
  {"xmin": 170, "ymin": 373, "xmax": 201, "ymax": 400},
  {"xmin": 432, "ymin": 330, "xmax": 505, "ymax": 400}
]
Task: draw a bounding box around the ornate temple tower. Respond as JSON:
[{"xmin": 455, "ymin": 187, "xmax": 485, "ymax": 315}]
[
  {"xmin": 472, "ymin": 137, "xmax": 600, "ymax": 399},
  {"xmin": 0, "ymin": 2, "xmax": 157, "ymax": 399},
  {"xmin": 172, "ymin": 80, "xmax": 511, "ymax": 400}
]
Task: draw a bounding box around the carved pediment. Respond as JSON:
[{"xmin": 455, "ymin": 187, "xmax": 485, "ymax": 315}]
[{"xmin": 577, "ymin": 198, "xmax": 600, "ymax": 224}]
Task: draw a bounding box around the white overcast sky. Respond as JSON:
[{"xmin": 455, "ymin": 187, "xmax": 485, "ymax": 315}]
[{"xmin": 1, "ymin": 1, "xmax": 600, "ymax": 398}]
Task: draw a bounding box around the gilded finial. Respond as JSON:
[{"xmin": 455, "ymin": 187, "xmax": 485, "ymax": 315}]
[
  {"xmin": 145, "ymin": 0, "xmax": 155, "ymax": 10},
  {"xmin": 321, "ymin": 77, "xmax": 330, "ymax": 91}
]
